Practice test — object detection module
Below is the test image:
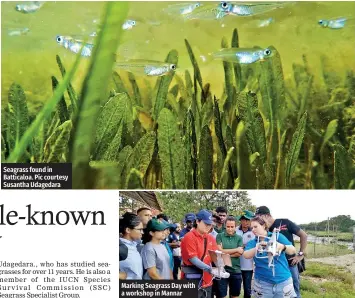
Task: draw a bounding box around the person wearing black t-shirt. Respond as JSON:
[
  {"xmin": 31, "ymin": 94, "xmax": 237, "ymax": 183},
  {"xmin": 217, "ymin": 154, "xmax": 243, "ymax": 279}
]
[{"xmin": 255, "ymin": 206, "xmax": 308, "ymax": 298}]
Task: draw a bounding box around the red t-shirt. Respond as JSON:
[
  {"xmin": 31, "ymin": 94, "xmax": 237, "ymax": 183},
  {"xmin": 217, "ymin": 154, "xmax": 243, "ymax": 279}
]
[{"xmin": 181, "ymin": 229, "xmax": 218, "ymax": 288}]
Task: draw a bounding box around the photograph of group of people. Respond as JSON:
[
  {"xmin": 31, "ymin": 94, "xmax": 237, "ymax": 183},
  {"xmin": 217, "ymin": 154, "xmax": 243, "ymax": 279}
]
[{"xmin": 119, "ymin": 195, "xmax": 307, "ymax": 298}]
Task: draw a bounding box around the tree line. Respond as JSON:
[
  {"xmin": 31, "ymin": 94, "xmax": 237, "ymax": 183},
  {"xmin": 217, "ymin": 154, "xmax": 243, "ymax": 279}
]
[{"xmin": 300, "ymin": 215, "xmax": 355, "ymax": 233}]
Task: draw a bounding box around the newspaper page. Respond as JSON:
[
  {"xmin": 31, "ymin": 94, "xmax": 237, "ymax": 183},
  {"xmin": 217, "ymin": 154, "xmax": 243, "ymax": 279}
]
[
  {"xmin": 1, "ymin": 0, "xmax": 355, "ymax": 298},
  {"xmin": 0, "ymin": 190, "xmax": 120, "ymax": 298}
]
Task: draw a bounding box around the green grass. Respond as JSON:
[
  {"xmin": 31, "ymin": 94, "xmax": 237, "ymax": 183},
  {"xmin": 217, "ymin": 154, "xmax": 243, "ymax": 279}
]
[
  {"xmin": 303, "ymin": 262, "xmax": 353, "ymax": 284},
  {"xmin": 306, "ymin": 231, "xmax": 353, "ymax": 242},
  {"xmin": 295, "ymin": 242, "xmax": 353, "ymax": 258},
  {"xmin": 301, "ymin": 262, "xmax": 355, "ymax": 298},
  {"xmin": 300, "ymin": 279, "xmax": 321, "ymax": 295}
]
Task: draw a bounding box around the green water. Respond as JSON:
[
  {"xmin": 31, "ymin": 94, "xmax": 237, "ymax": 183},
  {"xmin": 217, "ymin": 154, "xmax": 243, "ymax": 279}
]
[{"xmin": 2, "ymin": 1, "xmax": 355, "ymax": 113}]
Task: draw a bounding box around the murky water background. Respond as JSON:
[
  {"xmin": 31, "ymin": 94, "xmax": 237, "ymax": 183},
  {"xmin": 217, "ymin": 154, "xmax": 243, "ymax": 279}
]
[{"xmin": 2, "ymin": 1, "xmax": 355, "ymax": 114}]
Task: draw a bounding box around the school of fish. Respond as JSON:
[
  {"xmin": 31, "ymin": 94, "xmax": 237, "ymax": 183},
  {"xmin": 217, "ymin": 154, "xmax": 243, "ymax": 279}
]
[{"xmin": 11, "ymin": 1, "xmax": 353, "ymax": 77}]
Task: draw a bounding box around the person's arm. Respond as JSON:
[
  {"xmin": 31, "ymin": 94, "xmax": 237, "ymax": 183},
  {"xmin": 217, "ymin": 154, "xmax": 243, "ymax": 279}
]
[
  {"xmin": 189, "ymin": 257, "xmax": 212, "ymax": 273},
  {"xmin": 168, "ymin": 242, "xmax": 180, "ymax": 248},
  {"xmin": 243, "ymin": 247, "xmax": 256, "ymax": 259},
  {"xmin": 230, "ymin": 247, "xmax": 244, "ymax": 257},
  {"xmin": 275, "ymin": 233, "xmax": 296, "ymax": 255},
  {"xmin": 216, "ymin": 234, "xmax": 242, "ymax": 255},
  {"xmin": 119, "ymin": 272, "xmax": 127, "ymax": 279},
  {"xmin": 286, "ymin": 219, "xmax": 307, "ymax": 253},
  {"xmin": 277, "ymin": 242, "xmax": 296, "ymax": 255},
  {"xmin": 286, "ymin": 220, "xmax": 308, "ymax": 265},
  {"xmin": 288, "ymin": 229, "xmax": 307, "ymax": 265},
  {"xmin": 232, "ymin": 236, "xmax": 245, "ymax": 257},
  {"xmin": 297, "ymin": 229, "xmax": 308, "ymax": 254},
  {"xmin": 217, "ymin": 243, "xmax": 244, "ymax": 255},
  {"xmin": 230, "ymin": 253, "xmax": 240, "ymax": 257},
  {"xmin": 243, "ymin": 238, "xmax": 257, "ymax": 259},
  {"xmin": 142, "ymin": 245, "xmax": 161, "ymax": 279},
  {"xmin": 147, "ymin": 267, "xmax": 162, "ymax": 280}
]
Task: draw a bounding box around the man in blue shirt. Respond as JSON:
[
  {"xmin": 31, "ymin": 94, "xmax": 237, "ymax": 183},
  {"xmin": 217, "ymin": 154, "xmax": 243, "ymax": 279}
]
[
  {"xmin": 180, "ymin": 213, "xmax": 196, "ymax": 238},
  {"xmin": 167, "ymin": 223, "xmax": 182, "ymax": 279}
]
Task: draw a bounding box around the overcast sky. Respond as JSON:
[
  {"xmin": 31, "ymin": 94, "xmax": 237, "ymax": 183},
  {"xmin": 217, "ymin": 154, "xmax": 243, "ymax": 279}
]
[{"xmin": 248, "ymin": 190, "xmax": 355, "ymax": 224}]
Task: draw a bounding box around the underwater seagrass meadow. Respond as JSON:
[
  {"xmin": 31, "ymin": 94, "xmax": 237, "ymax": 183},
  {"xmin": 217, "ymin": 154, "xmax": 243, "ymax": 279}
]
[{"xmin": 1, "ymin": 1, "xmax": 355, "ymax": 189}]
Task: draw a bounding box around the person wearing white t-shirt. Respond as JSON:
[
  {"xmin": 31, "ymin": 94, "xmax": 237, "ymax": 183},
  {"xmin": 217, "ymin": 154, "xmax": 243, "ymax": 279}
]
[{"xmin": 236, "ymin": 210, "xmax": 255, "ymax": 298}]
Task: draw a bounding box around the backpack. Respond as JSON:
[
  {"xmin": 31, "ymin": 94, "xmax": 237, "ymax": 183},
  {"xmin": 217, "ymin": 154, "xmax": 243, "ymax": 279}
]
[{"xmin": 119, "ymin": 239, "xmax": 128, "ymax": 261}]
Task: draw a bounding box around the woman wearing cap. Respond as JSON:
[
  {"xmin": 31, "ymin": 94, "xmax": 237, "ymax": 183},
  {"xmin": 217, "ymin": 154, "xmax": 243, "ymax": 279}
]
[
  {"xmin": 119, "ymin": 212, "xmax": 144, "ymax": 280},
  {"xmin": 141, "ymin": 218, "xmax": 173, "ymax": 280},
  {"xmin": 243, "ymin": 216, "xmax": 297, "ymax": 298},
  {"xmin": 180, "ymin": 209, "xmax": 218, "ymax": 298}
]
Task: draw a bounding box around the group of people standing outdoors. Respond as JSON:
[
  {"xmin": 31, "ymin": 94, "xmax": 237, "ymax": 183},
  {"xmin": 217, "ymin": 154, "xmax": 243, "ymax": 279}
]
[{"xmin": 119, "ymin": 205, "xmax": 307, "ymax": 298}]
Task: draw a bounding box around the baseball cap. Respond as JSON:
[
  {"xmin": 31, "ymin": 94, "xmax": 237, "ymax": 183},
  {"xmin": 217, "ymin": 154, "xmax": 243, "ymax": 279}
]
[
  {"xmin": 146, "ymin": 218, "xmax": 169, "ymax": 231},
  {"xmin": 161, "ymin": 219, "xmax": 175, "ymax": 228},
  {"xmin": 236, "ymin": 210, "xmax": 254, "ymax": 220},
  {"xmin": 196, "ymin": 209, "xmax": 213, "ymax": 225},
  {"xmin": 255, "ymin": 206, "xmax": 271, "ymax": 215},
  {"xmin": 184, "ymin": 213, "xmax": 196, "ymax": 223}
]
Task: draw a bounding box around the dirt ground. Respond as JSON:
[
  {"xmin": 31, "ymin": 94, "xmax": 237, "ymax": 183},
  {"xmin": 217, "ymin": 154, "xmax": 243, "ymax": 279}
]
[{"xmin": 308, "ymin": 254, "xmax": 355, "ymax": 277}]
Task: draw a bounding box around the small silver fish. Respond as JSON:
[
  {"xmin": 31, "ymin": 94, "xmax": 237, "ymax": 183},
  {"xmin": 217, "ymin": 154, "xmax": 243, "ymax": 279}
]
[
  {"xmin": 318, "ymin": 17, "xmax": 347, "ymax": 29},
  {"xmin": 183, "ymin": 4, "xmax": 227, "ymax": 20},
  {"xmin": 122, "ymin": 19, "xmax": 137, "ymax": 30},
  {"xmin": 218, "ymin": 1, "xmax": 286, "ymax": 17},
  {"xmin": 163, "ymin": 2, "xmax": 202, "ymax": 15},
  {"xmin": 115, "ymin": 60, "xmax": 177, "ymax": 76},
  {"xmin": 257, "ymin": 17, "xmax": 274, "ymax": 28},
  {"xmin": 8, "ymin": 27, "xmax": 30, "ymax": 36},
  {"xmin": 210, "ymin": 47, "xmax": 274, "ymax": 64},
  {"xmin": 55, "ymin": 35, "xmax": 94, "ymax": 57},
  {"xmin": 15, "ymin": 1, "xmax": 44, "ymax": 13}
]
